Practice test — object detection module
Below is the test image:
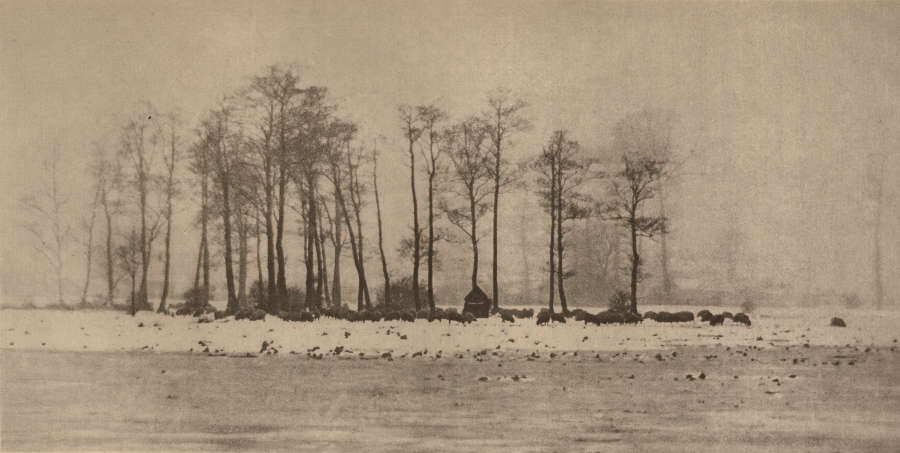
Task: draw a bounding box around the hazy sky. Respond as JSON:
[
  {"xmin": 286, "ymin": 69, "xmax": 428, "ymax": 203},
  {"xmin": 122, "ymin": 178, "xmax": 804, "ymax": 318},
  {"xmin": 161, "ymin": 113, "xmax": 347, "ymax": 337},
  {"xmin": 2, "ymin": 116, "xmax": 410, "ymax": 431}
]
[{"xmin": 2, "ymin": 1, "xmax": 898, "ymax": 304}]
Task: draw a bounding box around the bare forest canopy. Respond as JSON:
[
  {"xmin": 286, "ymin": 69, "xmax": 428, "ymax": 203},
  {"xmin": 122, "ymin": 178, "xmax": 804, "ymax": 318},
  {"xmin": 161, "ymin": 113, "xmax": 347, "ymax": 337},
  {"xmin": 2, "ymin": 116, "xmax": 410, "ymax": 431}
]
[{"xmin": 2, "ymin": 1, "xmax": 898, "ymax": 310}]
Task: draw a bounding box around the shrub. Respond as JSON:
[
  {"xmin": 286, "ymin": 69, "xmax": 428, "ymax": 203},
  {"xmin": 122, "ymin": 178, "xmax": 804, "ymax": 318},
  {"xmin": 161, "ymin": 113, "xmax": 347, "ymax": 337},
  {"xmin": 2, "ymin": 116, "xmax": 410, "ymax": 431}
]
[
  {"xmin": 178, "ymin": 286, "xmax": 214, "ymax": 316},
  {"xmin": 608, "ymin": 290, "xmax": 631, "ymax": 313},
  {"xmin": 376, "ymin": 276, "xmax": 429, "ymax": 312},
  {"xmin": 643, "ymin": 311, "xmax": 658, "ymax": 321}
]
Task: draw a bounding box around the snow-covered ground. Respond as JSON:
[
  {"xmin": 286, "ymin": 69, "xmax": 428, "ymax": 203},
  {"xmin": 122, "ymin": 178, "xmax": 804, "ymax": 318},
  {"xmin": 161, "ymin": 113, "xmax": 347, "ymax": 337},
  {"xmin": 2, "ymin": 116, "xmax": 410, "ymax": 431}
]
[{"xmin": 2, "ymin": 305, "xmax": 896, "ymax": 357}]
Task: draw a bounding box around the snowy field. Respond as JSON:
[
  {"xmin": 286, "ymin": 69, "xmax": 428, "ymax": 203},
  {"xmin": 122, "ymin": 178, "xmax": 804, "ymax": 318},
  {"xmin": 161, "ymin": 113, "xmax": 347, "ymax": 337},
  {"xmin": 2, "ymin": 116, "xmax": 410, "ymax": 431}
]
[
  {"xmin": 2, "ymin": 306, "xmax": 900, "ymax": 452},
  {"xmin": 1, "ymin": 305, "xmax": 897, "ymax": 357}
]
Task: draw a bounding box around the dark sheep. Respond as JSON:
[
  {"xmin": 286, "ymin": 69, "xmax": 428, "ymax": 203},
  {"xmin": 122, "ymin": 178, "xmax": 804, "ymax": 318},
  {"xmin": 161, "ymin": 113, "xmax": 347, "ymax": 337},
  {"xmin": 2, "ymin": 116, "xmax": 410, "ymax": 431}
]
[
  {"xmin": 673, "ymin": 311, "xmax": 694, "ymax": 322},
  {"xmin": 550, "ymin": 312, "xmax": 567, "ymax": 323},
  {"xmin": 536, "ymin": 311, "xmax": 551, "ymax": 325},
  {"xmin": 591, "ymin": 311, "xmax": 624, "ymax": 325},
  {"xmin": 571, "ymin": 309, "xmax": 589, "ymax": 321},
  {"xmin": 721, "ymin": 311, "xmax": 733, "ymax": 320},
  {"xmin": 709, "ymin": 314, "xmax": 725, "ymax": 326},
  {"xmin": 830, "ymin": 317, "xmax": 846, "ymax": 327},
  {"xmin": 697, "ymin": 309, "xmax": 713, "ymax": 322},
  {"xmin": 500, "ymin": 312, "xmax": 515, "ymax": 323},
  {"xmin": 733, "ymin": 313, "xmax": 751, "ymax": 326},
  {"xmin": 654, "ymin": 311, "xmax": 674, "ymax": 322},
  {"xmin": 519, "ymin": 308, "xmax": 535, "ymax": 319},
  {"xmin": 462, "ymin": 313, "xmax": 476, "ymax": 324}
]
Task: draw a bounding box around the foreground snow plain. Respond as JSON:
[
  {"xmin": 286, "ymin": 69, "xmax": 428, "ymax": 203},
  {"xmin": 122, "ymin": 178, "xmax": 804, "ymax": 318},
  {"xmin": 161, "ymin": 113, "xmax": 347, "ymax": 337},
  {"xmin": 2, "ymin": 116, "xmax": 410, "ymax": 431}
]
[{"xmin": 2, "ymin": 304, "xmax": 897, "ymax": 357}]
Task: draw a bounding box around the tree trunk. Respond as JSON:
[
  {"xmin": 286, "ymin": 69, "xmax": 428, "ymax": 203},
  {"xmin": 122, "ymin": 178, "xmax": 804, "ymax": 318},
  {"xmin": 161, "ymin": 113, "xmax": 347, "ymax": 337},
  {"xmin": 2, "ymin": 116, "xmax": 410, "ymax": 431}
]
[
  {"xmin": 265, "ymin": 169, "xmax": 276, "ymax": 309},
  {"xmin": 193, "ymin": 234, "xmax": 203, "ymax": 290},
  {"xmin": 469, "ymin": 189, "xmax": 479, "ymax": 292},
  {"xmin": 256, "ymin": 216, "xmax": 264, "ymax": 290},
  {"xmin": 81, "ymin": 185, "xmax": 101, "ymax": 304},
  {"xmin": 201, "ymin": 169, "xmax": 210, "ymax": 304},
  {"xmin": 276, "ymin": 167, "xmax": 287, "ymax": 305},
  {"xmin": 556, "ymin": 160, "xmax": 568, "ymax": 314},
  {"xmin": 630, "ymin": 214, "xmax": 639, "ymax": 314},
  {"xmin": 374, "ymin": 162, "xmax": 391, "ymax": 307},
  {"xmin": 491, "ymin": 148, "xmax": 501, "ymax": 310},
  {"xmin": 103, "ymin": 190, "xmax": 114, "ymax": 305},
  {"xmin": 138, "ymin": 158, "xmax": 150, "ymax": 311},
  {"xmin": 159, "ymin": 179, "xmax": 174, "ymax": 313},
  {"xmin": 548, "ymin": 155, "xmax": 556, "ymax": 314},
  {"xmin": 304, "ymin": 193, "xmax": 316, "ymax": 310},
  {"xmin": 658, "ymin": 182, "xmax": 672, "ymax": 298},
  {"xmin": 409, "ymin": 143, "xmax": 421, "ymax": 311},
  {"xmin": 332, "ymin": 197, "xmax": 343, "ymax": 307},
  {"xmin": 427, "ymin": 172, "xmax": 435, "ymax": 312},
  {"xmin": 222, "ymin": 179, "xmax": 237, "ymax": 314},
  {"xmin": 238, "ymin": 213, "xmax": 248, "ymax": 307}
]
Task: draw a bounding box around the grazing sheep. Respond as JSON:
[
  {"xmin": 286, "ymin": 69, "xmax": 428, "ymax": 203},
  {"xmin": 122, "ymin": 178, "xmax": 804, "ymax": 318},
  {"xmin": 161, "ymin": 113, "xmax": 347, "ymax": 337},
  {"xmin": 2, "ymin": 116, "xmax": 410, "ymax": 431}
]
[
  {"xmin": 733, "ymin": 313, "xmax": 751, "ymax": 326},
  {"xmin": 462, "ymin": 313, "xmax": 476, "ymax": 324},
  {"xmin": 830, "ymin": 317, "xmax": 846, "ymax": 327},
  {"xmin": 536, "ymin": 310, "xmax": 551, "ymax": 325},
  {"xmin": 500, "ymin": 312, "xmax": 515, "ymax": 323},
  {"xmin": 519, "ymin": 308, "xmax": 535, "ymax": 319},
  {"xmin": 654, "ymin": 311, "xmax": 675, "ymax": 322},
  {"xmin": 721, "ymin": 311, "xmax": 734, "ymax": 320},
  {"xmin": 550, "ymin": 312, "xmax": 567, "ymax": 323},
  {"xmin": 673, "ymin": 311, "xmax": 694, "ymax": 322},
  {"xmin": 571, "ymin": 309, "xmax": 589, "ymax": 321},
  {"xmin": 591, "ymin": 311, "xmax": 624, "ymax": 325},
  {"xmin": 697, "ymin": 309, "xmax": 713, "ymax": 322},
  {"xmin": 709, "ymin": 314, "xmax": 725, "ymax": 326}
]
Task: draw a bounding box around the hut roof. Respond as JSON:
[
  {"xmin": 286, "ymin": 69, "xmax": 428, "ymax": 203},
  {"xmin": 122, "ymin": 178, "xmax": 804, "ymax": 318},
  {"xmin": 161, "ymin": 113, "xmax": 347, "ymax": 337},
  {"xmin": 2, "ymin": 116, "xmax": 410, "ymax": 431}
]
[{"xmin": 465, "ymin": 285, "xmax": 490, "ymax": 304}]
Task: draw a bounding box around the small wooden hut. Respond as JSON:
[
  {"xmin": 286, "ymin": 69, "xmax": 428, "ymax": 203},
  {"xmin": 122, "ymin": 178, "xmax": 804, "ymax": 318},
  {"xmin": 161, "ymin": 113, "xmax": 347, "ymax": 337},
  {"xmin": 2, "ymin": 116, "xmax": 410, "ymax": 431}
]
[{"xmin": 463, "ymin": 285, "xmax": 491, "ymax": 318}]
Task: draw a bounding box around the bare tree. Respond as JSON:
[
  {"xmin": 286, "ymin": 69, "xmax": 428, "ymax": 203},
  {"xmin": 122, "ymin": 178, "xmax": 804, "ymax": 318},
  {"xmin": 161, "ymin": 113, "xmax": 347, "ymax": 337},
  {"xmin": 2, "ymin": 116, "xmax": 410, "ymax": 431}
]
[
  {"xmin": 116, "ymin": 228, "xmax": 141, "ymax": 314},
  {"xmin": 605, "ymin": 113, "xmax": 669, "ymax": 313},
  {"xmin": 372, "ymin": 139, "xmax": 392, "ymax": 307},
  {"xmin": 118, "ymin": 105, "xmax": 162, "ymax": 311},
  {"xmin": 442, "ymin": 118, "xmax": 493, "ymax": 292},
  {"xmin": 20, "ymin": 145, "xmax": 70, "ymax": 304},
  {"xmin": 201, "ymin": 102, "xmax": 243, "ymax": 314},
  {"xmin": 483, "ymin": 88, "xmax": 530, "ymax": 310},
  {"xmin": 95, "ymin": 144, "xmax": 123, "ymax": 305},
  {"xmin": 417, "ymin": 104, "xmax": 447, "ymax": 312},
  {"xmin": 158, "ymin": 112, "xmax": 182, "ymax": 313},
  {"xmin": 398, "ymin": 105, "xmax": 424, "ymax": 310},
  {"xmin": 79, "ymin": 146, "xmax": 104, "ymax": 305},
  {"xmin": 188, "ymin": 133, "xmax": 212, "ymax": 309}
]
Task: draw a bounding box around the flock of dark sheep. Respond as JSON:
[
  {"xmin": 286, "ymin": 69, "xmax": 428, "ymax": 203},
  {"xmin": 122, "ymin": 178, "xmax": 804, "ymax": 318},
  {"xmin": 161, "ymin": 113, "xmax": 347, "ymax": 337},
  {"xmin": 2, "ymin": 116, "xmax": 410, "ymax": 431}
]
[{"xmin": 211, "ymin": 304, "xmax": 753, "ymax": 328}]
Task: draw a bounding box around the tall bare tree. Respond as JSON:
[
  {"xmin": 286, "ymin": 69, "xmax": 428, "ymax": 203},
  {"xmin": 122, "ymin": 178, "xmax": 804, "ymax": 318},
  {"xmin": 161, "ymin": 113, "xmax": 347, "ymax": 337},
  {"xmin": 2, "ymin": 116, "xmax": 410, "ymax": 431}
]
[
  {"xmin": 417, "ymin": 104, "xmax": 447, "ymax": 312},
  {"xmin": 442, "ymin": 118, "xmax": 493, "ymax": 292},
  {"xmin": 372, "ymin": 139, "xmax": 391, "ymax": 307},
  {"xmin": 119, "ymin": 105, "xmax": 162, "ymax": 311},
  {"xmin": 202, "ymin": 103, "xmax": 242, "ymax": 314},
  {"xmin": 79, "ymin": 146, "xmax": 104, "ymax": 305},
  {"xmin": 20, "ymin": 145, "xmax": 70, "ymax": 304},
  {"xmin": 158, "ymin": 112, "xmax": 182, "ymax": 313},
  {"xmin": 398, "ymin": 105, "xmax": 424, "ymax": 309},
  {"xmin": 483, "ymin": 88, "xmax": 530, "ymax": 310},
  {"xmin": 606, "ymin": 113, "xmax": 669, "ymax": 313}
]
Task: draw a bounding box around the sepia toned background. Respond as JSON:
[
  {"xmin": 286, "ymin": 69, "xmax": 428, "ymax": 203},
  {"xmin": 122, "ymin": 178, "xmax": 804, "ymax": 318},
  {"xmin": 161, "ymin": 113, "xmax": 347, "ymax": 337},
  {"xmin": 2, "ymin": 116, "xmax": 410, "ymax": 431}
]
[{"xmin": 2, "ymin": 0, "xmax": 898, "ymax": 307}]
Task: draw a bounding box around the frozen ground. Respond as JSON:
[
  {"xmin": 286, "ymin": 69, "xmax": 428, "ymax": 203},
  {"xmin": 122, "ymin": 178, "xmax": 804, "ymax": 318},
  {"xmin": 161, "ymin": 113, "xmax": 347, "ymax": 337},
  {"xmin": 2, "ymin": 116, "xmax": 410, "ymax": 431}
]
[
  {"xmin": 2, "ymin": 306, "xmax": 899, "ymax": 452},
  {"xmin": 1, "ymin": 305, "xmax": 897, "ymax": 357}
]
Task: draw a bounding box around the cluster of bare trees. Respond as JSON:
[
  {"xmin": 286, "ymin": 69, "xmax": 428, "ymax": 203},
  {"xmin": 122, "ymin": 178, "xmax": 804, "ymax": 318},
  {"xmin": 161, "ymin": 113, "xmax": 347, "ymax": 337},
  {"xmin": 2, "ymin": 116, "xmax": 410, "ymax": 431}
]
[{"xmin": 28, "ymin": 64, "xmax": 893, "ymax": 316}]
